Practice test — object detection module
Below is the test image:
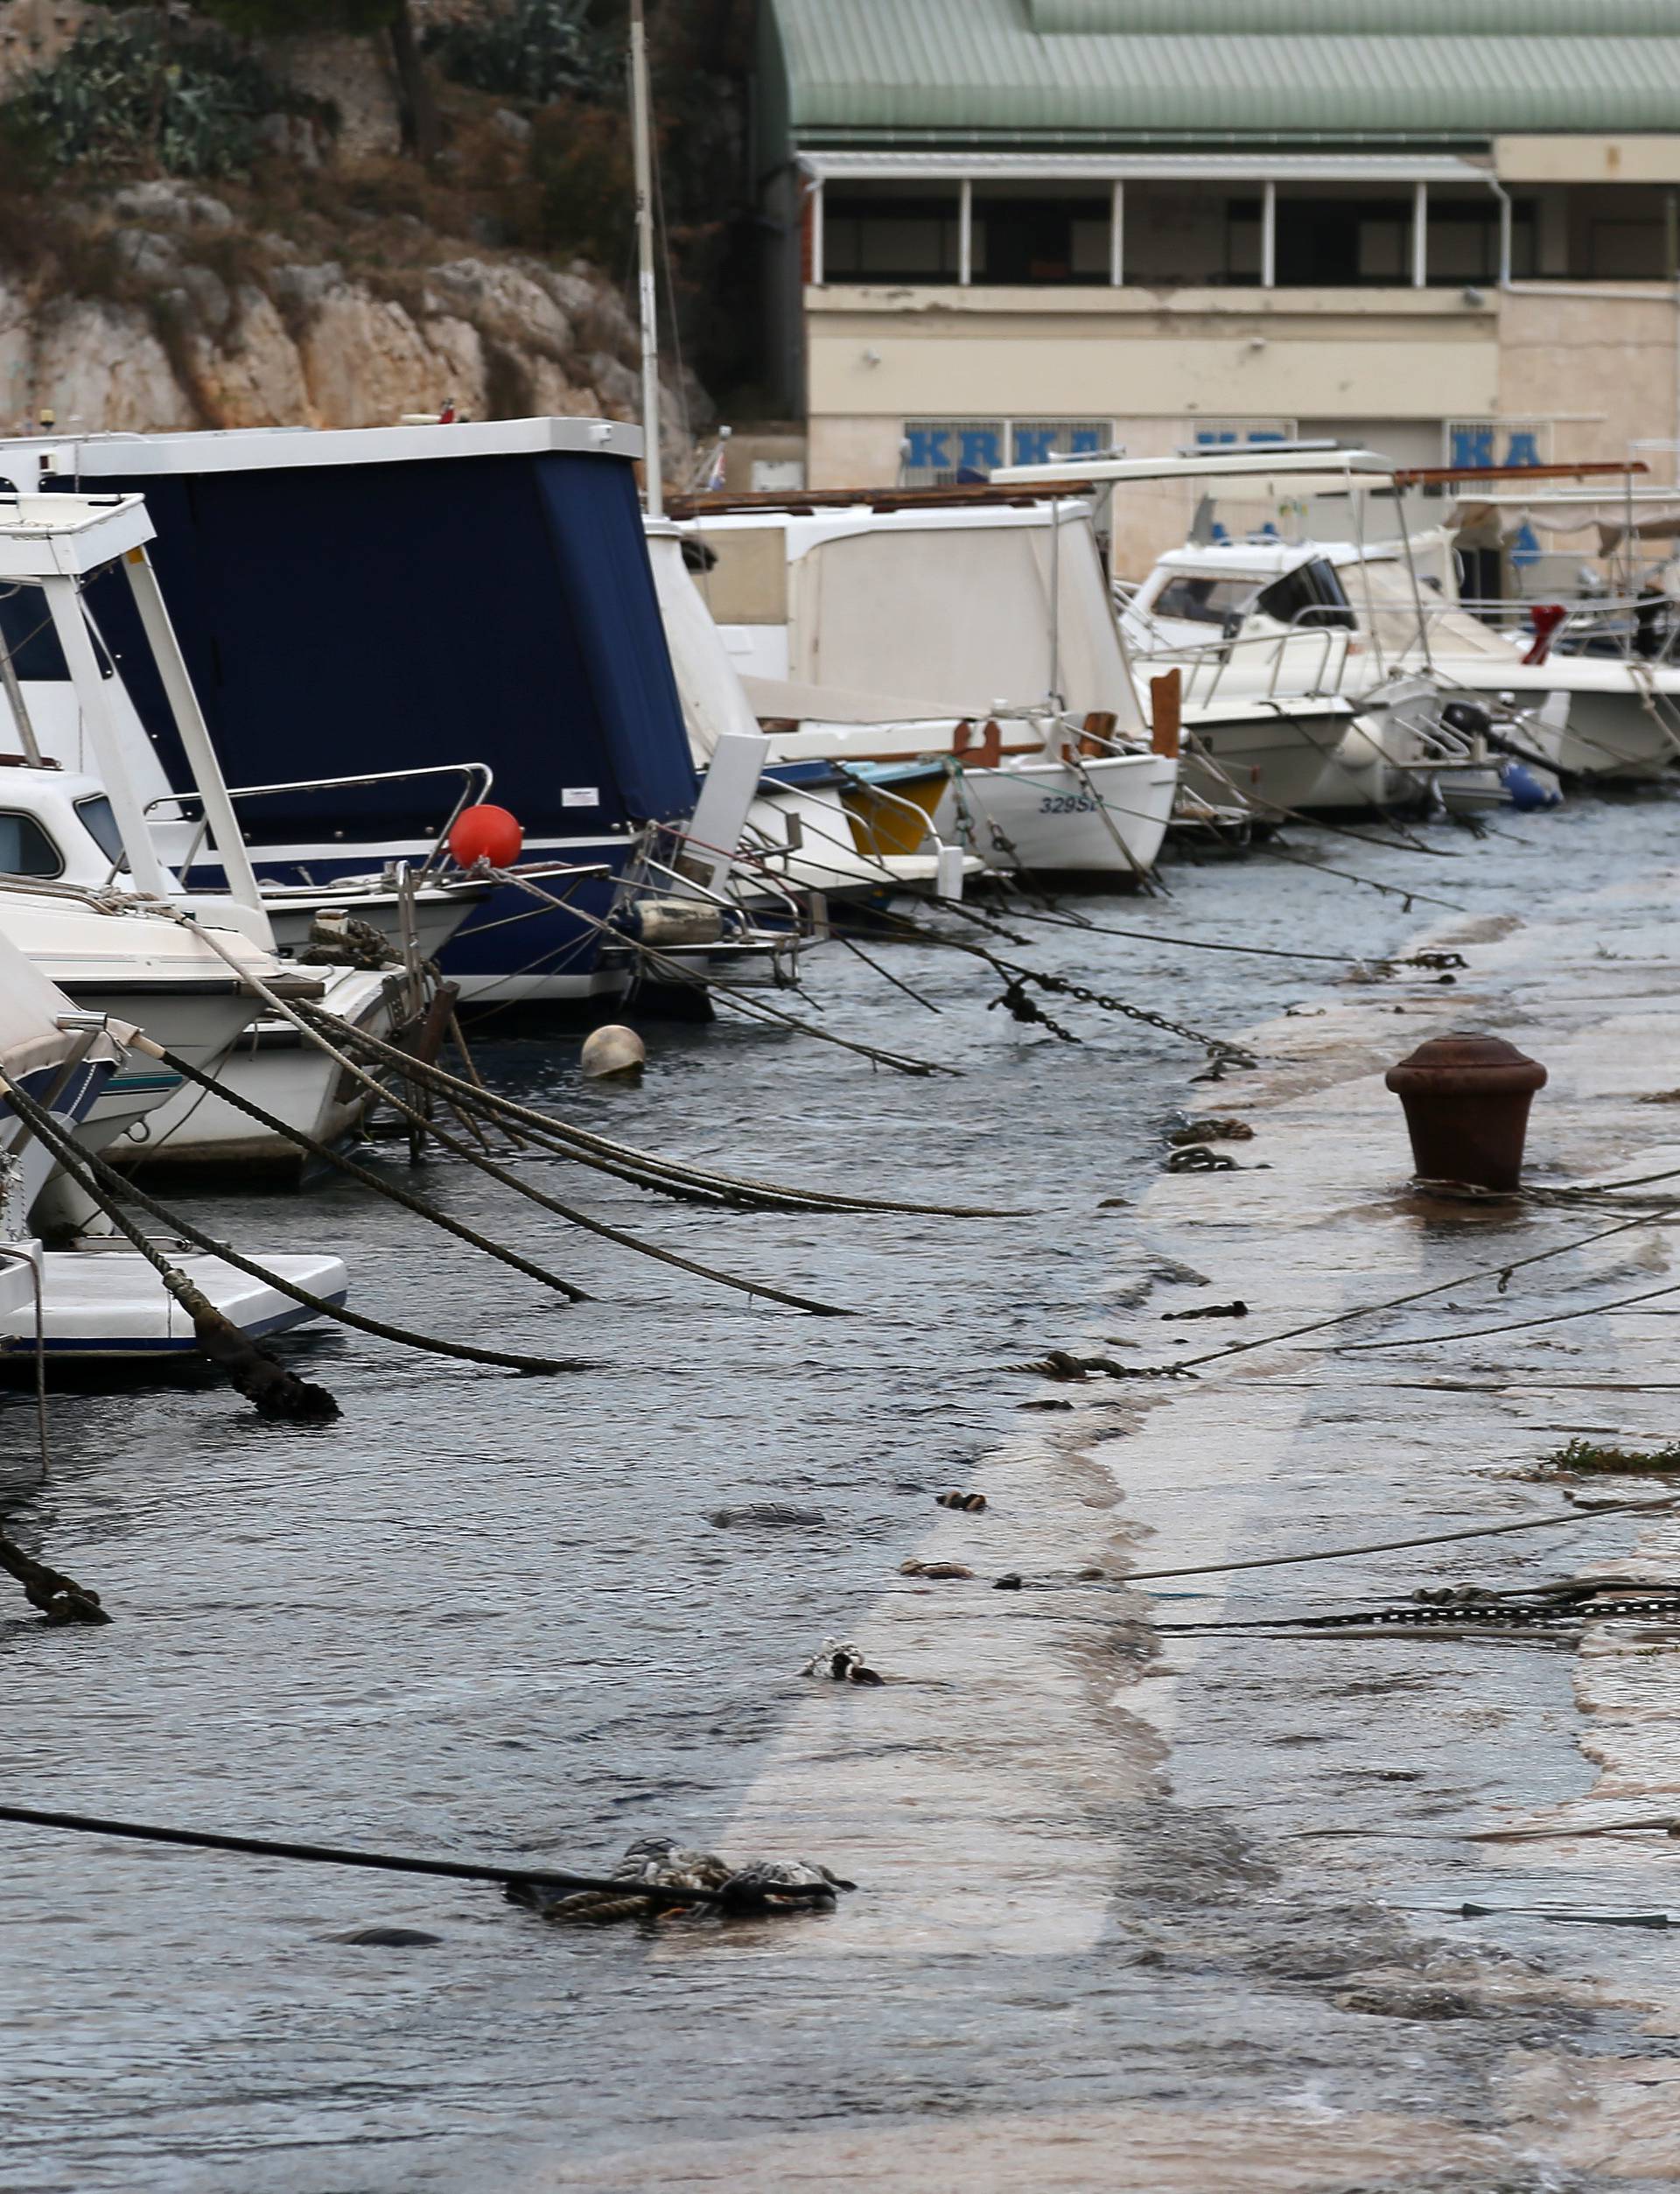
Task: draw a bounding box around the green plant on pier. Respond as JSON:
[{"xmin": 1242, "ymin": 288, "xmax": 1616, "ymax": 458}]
[{"xmin": 1546, "ymin": 1437, "xmax": 1680, "ymax": 1476}]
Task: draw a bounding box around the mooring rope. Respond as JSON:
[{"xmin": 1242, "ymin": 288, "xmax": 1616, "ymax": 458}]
[
  {"xmin": 0, "ymin": 1802, "xmax": 729, "ymax": 1904},
  {"xmin": 0, "ymin": 1528, "xmax": 108, "ymax": 1623},
  {"xmin": 162, "ymin": 917, "xmax": 855, "ymax": 1314},
  {"xmin": 494, "ymin": 869, "xmax": 957, "ymax": 1080},
  {"xmin": 295, "ymin": 999, "xmax": 1020, "ymax": 1222},
  {"xmin": 1117, "ymin": 1202, "xmax": 1678, "ymax": 1377},
  {"xmin": 143, "ymin": 1040, "xmax": 592, "ymax": 1304},
  {"xmin": 0, "ymin": 1070, "xmax": 588, "ymax": 1381},
  {"xmin": 0, "ymin": 1069, "xmax": 341, "ymax": 1418},
  {"xmin": 1338, "ymin": 1275, "xmax": 1680, "ymax": 1352},
  {"xmin": 1115, "ymin": 1498, "xmax": 1673, "ymax": 1585}
]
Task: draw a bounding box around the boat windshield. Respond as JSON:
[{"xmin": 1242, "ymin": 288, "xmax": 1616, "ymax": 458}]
[
  {"xmin": 1152, "ymin": 575, "xmax": 1258, "ymax": 627},
  {"xmin": 0, "ymin": 810, "xmax": 61, "ymax": 878},
  {"xmin": 1254, "ymin": 557, "xmax": 1357, "ymax": 632},
  {"xmin": 74, "ymin": 793, "xmax": 127, "ymax": 869}
]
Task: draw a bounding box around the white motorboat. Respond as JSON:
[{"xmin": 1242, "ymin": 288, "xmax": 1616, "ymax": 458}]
[
  {"xmin": 1328, "ymin": 542, "xmax": 1679, "ymax": 782},
  {"xmin": 0, "ymin": 491, "xmax": 439, "ymax": 1173},
  {"xmin": 0, "ymin": 881, "xmax": 321, "ymax": 1182},
  {"xmin": 0, "ymin": 922, "xmax": 345, "ymax": 1363},
  {"xmin": 671, "ymin": 496, "xmax": 1180, "ymax": 884}
]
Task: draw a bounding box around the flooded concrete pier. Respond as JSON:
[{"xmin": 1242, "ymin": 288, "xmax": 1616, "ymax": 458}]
[{"xmin": 539, "ymin": 831, "xmax": 1680, "ymax": 2190}]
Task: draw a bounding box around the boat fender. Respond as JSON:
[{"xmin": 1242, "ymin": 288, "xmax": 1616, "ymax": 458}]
[
  {"xmin": 626, "ymin": 900, "xmax": 725, "ymax": 948},
  {"xmin": 579, "ymin": 1024, "xmax": 647, "ymax": 1081},
  {"xmin": 1500, "ymin": 760, "xmax": 1564, "ymax": 811}
]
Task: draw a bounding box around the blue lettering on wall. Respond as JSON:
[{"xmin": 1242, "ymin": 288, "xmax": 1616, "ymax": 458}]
[
  {"xmin": 1451, "ymin": 425, "xmax": 1495, "ymax": 467},
  {"xmin": 1012, "ymin": 426, "xmax": 1058, "ymax": 466},
  {"xmin": 905, "ymin": 428, "xmax": 951, "ymax": 471},
  {"xmin": 1068, "ymin": 426, "xmax": 1103, "ymax": 455},
  {"xmin": 1503, "ymin": 431, "xmax": 1542, "ymax": 468},
  {"xmin": 957, "ymin": 427, "xmax": 1001, "ymax": 473}
]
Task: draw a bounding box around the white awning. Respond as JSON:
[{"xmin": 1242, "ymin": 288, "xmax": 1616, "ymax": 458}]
[
  {"xmin": 992, "ymin": 449, "xmax": 1397, "ymax": 490},
  {"xmin": 799, "ymin": 151, "xmax": 1488, "ymax": 187}
]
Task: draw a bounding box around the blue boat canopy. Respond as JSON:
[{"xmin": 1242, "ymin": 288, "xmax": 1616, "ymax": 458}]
[{"xmin": 11, "ymin": 422, "xmax": 698, "ymax": 846}]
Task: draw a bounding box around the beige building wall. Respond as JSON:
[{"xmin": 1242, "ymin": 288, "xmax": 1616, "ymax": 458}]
[
  {"xmin": 798, "ymin": 274, "xmax": 1680, "ymax": 573},
  {"xmin": 1495, "ymin": 290, "xmax": 1679, "ymax": 481},
  {"xmin": 806, "ymin": 286, "xmax": 1499, "ymax": 426}
]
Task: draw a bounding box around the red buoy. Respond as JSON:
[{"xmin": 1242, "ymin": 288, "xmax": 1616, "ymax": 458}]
[{"xmin": 448, "ymin": 803, "xmax": 523, "ymax": 869}]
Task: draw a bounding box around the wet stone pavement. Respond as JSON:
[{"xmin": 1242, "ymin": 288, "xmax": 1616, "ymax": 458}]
[{"xmin": 3, "ymin": 795, "xmax": 1680, "ymax": 2190}]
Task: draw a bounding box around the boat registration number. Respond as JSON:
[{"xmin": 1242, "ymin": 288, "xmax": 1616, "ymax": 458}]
[{"xmin": 1039, "ymin": 793, "xmax": 1098, "ymax": 814}]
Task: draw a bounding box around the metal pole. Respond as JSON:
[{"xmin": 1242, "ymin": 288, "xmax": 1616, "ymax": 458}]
[
  {"xmin": 1394, "ymin": 486, "xmax": 1436, "ymax": 673},
  {"xmin": 121, "ymin": 546, "xmax": 274, "ymax": 943},
  {"xmin": 1350, "ymin": 485, "xmax": 1385, "ymax": 681},
  {"xmin": 1110, "ymin": 179, "xmax": 1124, "ymax": 287},
  {"xmin": 39, "ymin": 576, "xmax": 172, "ymax": 900},
  {"xmin": 0, "ymin": 620, "xmax": 40, "ymax": 765},
  {"xmin": 1052, "ymin": 498, "xmax": 1061, "ymax": 710},
  {"xmin": 629, "ymin": 0, "xmax": 662, "ymax": 518},
  {"xmin": 1411, "ymin": 181, "xmax": 1427, "ymax": 290},
  {"xmin": 958, "ymin": 177, "xmax": 972, "ymax": 287},
  {"xmin": 810, "ymin": 177, "xmax": 824, "ymax": 288},
  {"xmin": 1261, "ymin": 180, "xmax": 1277, "ymax": 289}
]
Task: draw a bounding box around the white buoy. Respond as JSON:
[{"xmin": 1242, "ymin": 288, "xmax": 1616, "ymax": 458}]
[{"xmin": 580, "ymin": 1024, "xmax": 647, "ymax": 1081}]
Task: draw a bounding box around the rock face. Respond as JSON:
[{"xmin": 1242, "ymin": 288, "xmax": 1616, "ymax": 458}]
[{"xmin": 1, "ymin": 180, "xmax": 699, "ymax": 470}]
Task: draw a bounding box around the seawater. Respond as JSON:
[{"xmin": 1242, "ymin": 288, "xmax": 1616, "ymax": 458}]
[{"xmin": 0, "ymin": 797, "xmax": 1670, "ymax": 2192}]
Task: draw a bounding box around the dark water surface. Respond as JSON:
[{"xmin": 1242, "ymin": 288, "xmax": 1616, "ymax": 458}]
[{"xmin": 0, "ymin": 799, "xmax": 1672, "ymax": 2191}]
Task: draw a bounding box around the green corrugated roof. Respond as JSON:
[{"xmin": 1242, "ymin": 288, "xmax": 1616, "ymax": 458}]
[
  {"xmin": 768, "ymin": 0, "xmax": 1680, "ymax": 144},
  {"xmin": 1031, "ymin": 1, "xmax": 1680, "ymax": 29}
]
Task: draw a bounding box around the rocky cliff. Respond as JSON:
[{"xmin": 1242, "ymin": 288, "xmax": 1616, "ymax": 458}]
[{"xmin": 0, "ymin": 2, "xmax": 711, "ymax": 470}]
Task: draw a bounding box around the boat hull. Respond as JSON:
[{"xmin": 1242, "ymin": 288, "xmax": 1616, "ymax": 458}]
[
  {"xmin": 937, "ymin": 753, "xmax": 1178, "ymax": 882},
  {"xmin": 110, "ymin": 968, "xmax": 405, "ymax": 1174},
  {"xmin": 1426, "ymin": 660, "xmax": 1678, "ymax": 779},
  {"xmin": 1179, "ymin": 701, "xmax": 1419, "ymax": 817}
]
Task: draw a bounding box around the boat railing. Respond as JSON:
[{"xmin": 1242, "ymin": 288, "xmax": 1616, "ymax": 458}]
[
  {"xmin": 1140, "ymin": 620, "xmax": 1348, "ymax": 707},
  {"xmin": 1311, "ymin": 588, "xmax": 1680, "ymax": 669},
  {"xmin": 1454, "ymin": 592, "xmax": 1680, "ymax": 666},
  {"xmin": 639, "ymin": 824, "xmax": 819, "ymax": 950},
  {"xmin": 144, "ymin": 761, "xmax": 494, "ymax": 885}
]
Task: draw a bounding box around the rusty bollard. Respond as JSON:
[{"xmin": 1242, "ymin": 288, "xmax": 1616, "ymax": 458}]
[{"xmin": 1384, "ymin": 1032, "xmax": 1547, "ymax": 1194}]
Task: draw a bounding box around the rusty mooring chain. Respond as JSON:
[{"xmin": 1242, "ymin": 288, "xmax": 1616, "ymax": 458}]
[
  {"xmin": 988, "ymin": 978, "xmax": 1081, "ymax": 1043},
  {"xmin": 985, "ymin": 961, "xmax": 1256, "ymax": 1063}
]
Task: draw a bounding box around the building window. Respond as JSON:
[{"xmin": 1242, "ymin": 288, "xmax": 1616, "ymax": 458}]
[
  {"xmin": 970, "ymin": 193, "xmax": 1111, "ymax": 284},
  {"xmin": 1426, "ymin": 199, "xmax": 1534, "ymax": 282},
  {"xmin": 824, "ymin": 193, "xmax": 962, "ymax": 283}
]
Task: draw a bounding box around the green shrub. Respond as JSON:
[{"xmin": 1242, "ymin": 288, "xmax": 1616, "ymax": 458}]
[
  {"xmin": 527, "ymin": 94, "xmax": 629, "ymax": 263},
  {"xmin": 1546, "ymin": 1436, "xmax": 1680, "ymax": 1476},
  {"xmin": 5, "ymin": 10, "xmax": 326, "ymax": 179},
  {"xmin": 424, "ymin": 0, "xmax": 610, "ymax": 105}
]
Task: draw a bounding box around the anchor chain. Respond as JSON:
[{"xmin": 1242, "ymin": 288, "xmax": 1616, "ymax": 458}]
[
  {"xmin": 993, "ymin": 961, "xmax": 1256, "ymax": 1064},
  {"xmin": 1159, "ymin": 1592, "xmax": 1680, "ymax": 1635}
]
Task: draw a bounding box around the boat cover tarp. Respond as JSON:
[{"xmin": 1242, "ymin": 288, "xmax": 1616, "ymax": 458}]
[
  {"xmin": 44, "ymin": 450, "xmax": 696, "ymax": 844},
  {"xmin": 645, "ymin": 530, "xmax": 764, "ymax": 763},
  {"xmin": 740, "ymin": 674, "xmax": 971, "ymax": 726},
  {"xmin": 786, "ymin": 515, "xmax": 1146, "ymax": 728}
]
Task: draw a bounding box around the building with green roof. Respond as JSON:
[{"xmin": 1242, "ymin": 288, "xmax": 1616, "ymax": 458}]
[{"xmin": 748, "ymin": 0, "xmax": 1680, "ymax": 578}]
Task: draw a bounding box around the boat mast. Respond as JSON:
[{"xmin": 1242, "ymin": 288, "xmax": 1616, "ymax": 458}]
[{"xmin": 629, "ymin": 0, "xmax": 662, "ymax": 518}]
